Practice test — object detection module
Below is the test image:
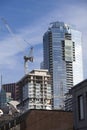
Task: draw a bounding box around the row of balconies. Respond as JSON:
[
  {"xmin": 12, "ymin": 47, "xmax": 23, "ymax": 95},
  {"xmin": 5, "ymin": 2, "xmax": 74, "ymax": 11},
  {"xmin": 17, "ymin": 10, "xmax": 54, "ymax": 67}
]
[
  {"xmin": 29, "ymin": 92, "xmax": 51, "ymax": 95},
  {"xmin": 29, "ymin": 102, "xmax": 51, "ymax": 106},
  {"xmin": 29, "ymin": 104, "xmax": 52, "ymax": 109},
  {"xmin": 29, "ymin": 95, "xmax": 52, "ymax": 99},
  {"xmin": 28, "ymin": 89, "xmax": 51, "ymax": 93},
  {"xmin": 29, "ymin": 93, "xmax": 51, "ymax": 97}
]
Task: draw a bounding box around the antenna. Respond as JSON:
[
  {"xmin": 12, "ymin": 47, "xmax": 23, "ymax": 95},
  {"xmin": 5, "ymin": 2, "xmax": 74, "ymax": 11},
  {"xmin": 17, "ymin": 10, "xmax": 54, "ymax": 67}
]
[{"xmin": 1, "ymin": 75, "xmax": 2, "ymax": 90}]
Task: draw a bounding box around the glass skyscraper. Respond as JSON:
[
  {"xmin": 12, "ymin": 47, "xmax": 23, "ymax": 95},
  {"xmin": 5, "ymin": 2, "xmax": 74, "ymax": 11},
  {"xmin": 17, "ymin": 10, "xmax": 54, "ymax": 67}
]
[{"xmin": 43, "ymin": 22, "xmax": 83, "ymax": 109}]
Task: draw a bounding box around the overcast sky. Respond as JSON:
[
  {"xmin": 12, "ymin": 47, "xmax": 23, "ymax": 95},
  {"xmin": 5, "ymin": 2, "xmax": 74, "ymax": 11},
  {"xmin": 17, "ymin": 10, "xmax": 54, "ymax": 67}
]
[{"xmin": 0, "ymin": 0, "xmax": 87, "ymax": 84}]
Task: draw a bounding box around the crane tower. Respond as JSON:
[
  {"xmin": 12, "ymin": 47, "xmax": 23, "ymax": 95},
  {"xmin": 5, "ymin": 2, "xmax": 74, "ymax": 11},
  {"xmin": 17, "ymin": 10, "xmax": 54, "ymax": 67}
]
[{"xmin": 24, "ymin": 46, "xmax": 33, "ymax": 74}]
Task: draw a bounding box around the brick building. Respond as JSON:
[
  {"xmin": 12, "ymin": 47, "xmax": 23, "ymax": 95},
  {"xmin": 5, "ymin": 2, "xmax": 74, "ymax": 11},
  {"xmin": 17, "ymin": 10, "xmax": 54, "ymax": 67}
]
[
  {"xmin": 72, "ymin": 79, "xmax": 87, "ymax": 130},
  {"xmin": 21, "ymin": 110, "xmax": 73, "ymax": 130},
  {"xmin": 2, "ymin": 83, "xmax": 20, "ymax": 101},
  {"xmin": 0, "ymin": 109, "xmax": 73, "ymax": 130}
]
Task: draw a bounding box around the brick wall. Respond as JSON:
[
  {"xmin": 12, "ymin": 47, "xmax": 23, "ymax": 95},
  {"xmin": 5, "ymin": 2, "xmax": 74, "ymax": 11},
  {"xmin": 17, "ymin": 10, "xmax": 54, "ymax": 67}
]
[{"xmin": 20, "ymin": 110, "xmax": 73, "ymax": 130}]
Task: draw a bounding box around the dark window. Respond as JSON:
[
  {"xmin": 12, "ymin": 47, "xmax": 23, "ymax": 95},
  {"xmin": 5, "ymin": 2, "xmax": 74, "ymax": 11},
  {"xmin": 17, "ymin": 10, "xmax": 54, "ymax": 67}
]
[
  {"xmin": 78, "ymin": 95, "xmax": 84, "ymax": 120},
  {"xmin": 86, "ymin": 92, "xmax": 87, "ymax": 113}
]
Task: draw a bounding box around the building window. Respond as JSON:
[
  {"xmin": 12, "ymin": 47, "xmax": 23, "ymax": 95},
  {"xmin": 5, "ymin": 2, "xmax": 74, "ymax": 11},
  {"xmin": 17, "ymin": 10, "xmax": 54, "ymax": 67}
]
[
  {"xmin": 86, "ymin": 92, "xmax": 87, "ymax": 113},
  {"xmin": 78, "ymin": 95, "xmax": 84, "ymax": 120}
]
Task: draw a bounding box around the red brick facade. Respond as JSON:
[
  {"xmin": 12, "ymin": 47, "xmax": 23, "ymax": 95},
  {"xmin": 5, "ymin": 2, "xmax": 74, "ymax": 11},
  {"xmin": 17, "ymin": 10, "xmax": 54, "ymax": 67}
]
[{"xmin": 20, "ymin": 110, "xmax": 73, "ymax": 130}]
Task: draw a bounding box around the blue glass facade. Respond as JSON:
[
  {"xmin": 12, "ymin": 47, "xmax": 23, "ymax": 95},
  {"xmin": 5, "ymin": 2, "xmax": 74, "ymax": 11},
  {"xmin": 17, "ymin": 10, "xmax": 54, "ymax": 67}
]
[
  {"xmin": 0, "ymin": 88, "xmax": 6, "ymax": 107},
  {"xmin": 43, "ymin": 22, "xmax": 83, "ymax": 109}
]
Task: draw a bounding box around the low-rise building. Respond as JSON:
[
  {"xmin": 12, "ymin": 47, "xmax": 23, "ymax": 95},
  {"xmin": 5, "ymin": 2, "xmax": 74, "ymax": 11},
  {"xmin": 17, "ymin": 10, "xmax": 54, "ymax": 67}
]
[
  {"xmin": 0, "ymin": 109, "xmax": 73, "ymax": 130},
  {"xmin": 72, "ymin": 79, "xmax": 87, "ymax": 130}
]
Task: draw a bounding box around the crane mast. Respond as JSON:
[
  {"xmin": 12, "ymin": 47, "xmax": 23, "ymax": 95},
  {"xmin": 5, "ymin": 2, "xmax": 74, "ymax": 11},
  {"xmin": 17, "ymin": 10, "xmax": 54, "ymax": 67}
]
[{"xmin": 24, "ymin": 47, "xmax": 33, "ymax": 74}]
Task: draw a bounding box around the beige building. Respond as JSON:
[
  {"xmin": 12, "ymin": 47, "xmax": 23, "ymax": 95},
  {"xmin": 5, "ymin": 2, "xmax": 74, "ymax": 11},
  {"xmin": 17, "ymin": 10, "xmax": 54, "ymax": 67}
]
[{"xmin": 17, "ymin": 69, "xmax": 52, "ymax": 112}]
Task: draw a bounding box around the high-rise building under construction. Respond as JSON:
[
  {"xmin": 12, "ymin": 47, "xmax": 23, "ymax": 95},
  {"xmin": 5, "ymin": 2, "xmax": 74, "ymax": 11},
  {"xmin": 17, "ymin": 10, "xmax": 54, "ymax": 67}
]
[
  {"xmin": 17, "ymin": 69, "xmax": 52, "ymax": 112},
  {"xmin": 43, "ymin": 21, "xmax": 83, "ymax": 109}
]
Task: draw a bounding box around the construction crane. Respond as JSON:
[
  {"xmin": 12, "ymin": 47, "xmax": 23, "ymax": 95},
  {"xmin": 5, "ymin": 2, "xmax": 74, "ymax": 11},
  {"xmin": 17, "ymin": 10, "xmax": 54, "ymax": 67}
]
[
  {"xmin": 1, "ymin": 18, "xmax": 34, "ymax": 74},
  {"xmin": 24, "ymin": 45, "xmax": 33, "ymax": 74},
  {"xmin": 23, "ymin": 40, "xmax": 34, "ymax": 74}
]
